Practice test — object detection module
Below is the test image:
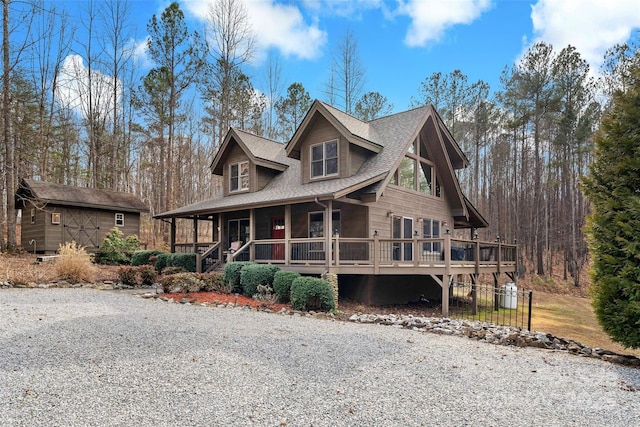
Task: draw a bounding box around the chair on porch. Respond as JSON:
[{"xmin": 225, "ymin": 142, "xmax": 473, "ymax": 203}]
[{"xmin": 224, "ymin": 240, "xmax": 243, "ymax": 263}]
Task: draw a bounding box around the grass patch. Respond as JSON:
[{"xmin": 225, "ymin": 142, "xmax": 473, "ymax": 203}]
[{"xmin": 531, "ymin": 292, "xmax": 640, "ymax": 357}]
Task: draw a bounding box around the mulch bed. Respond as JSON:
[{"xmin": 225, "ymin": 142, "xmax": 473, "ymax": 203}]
[{"xmin": 162, "ymin": 291, "xmax": 292, "ymax": 312}]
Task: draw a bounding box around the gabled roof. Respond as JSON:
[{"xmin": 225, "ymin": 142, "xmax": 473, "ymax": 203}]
[
  {"xmin": 210, "ymin": 128, "xmax": 291, "ymax": 175},
  {"xmin": 286, "ymin": 100, "xmax": 382, "ymax": 159},
  {"xmin": 157, "ymin": 101, "xmax": 486, "ymax": 228},
  {"xmin": 16, "ymin": 179, "xmax": 149, "ymax": 213}
]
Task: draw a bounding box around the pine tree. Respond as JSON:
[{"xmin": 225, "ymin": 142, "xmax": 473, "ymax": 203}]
[{"xmin": 582, "ymin": 63, "xmax": 640, "ymax": 349}]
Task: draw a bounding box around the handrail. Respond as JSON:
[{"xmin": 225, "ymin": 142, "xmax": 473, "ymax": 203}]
[
  {"xmin": 231, "ymin": 240, "xmax": 252, "ymax": 262},
  {"xmin": 196, "ymin": 241, "xmax": 222, "ymax": 273}
]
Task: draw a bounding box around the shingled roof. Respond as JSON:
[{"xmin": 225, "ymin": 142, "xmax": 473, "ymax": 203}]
[
  {"xmin": 16, "ymin": 179, "xmax": 149, "ymax": 213},
  {"xmin": 157, "ymin": 100, "xmax": 485, "ymax": 228}
]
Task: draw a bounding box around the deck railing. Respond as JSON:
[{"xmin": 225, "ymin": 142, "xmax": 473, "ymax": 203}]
[{"xmin": 228, "ymin": 235, "xmax": 517, "ymax": 274}]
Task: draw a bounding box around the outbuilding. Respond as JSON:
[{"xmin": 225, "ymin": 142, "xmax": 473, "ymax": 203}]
[{"xmin": 15, "ymin": 179, "xmax": 148, "ymax": 253}]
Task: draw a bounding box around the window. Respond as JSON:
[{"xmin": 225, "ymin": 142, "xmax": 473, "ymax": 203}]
[
  {"xmin": 115, "ymin": 213, "xmax": 124, "ymax": 227},
  {"xmin": 51, "ymin": 213, "xmax": 61, "ymax": 225},
  {"xmin": 392, "ymin": 215, "xmax": 413, "ymax": 261},
  {"xmin": 308, "ymin": 210, "xmax": 341, "ymax": 238},
  {"xmin": 230, "ymin": 161, "xmax": 249, "ymax": 192},
  {"xmin": 422, "ymin": 219, "xmax": 441, "ymax": 253},
  {"xmin": 30, "ymin": 208, "xmax": 36, "ymax": 224},
  {"xmin": 392, "ymin": 148, "xmax": 439, "ymax": 197},
  {"xmin": 311, "ymin": 140, "xmax": 338, "ymax": 179}
]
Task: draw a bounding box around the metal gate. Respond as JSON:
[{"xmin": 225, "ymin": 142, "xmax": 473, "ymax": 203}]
[{"xmin": 63, "ymin": 209, "xmax": 99, "ymax": 248}]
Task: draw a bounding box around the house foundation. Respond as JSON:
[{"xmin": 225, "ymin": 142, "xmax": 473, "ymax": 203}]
[{"xmin": 338, "ymin": 274, "xmax": 442, "ymax": 306}]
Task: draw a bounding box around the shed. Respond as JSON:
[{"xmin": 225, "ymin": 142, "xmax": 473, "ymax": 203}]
[{"xmin": 15, "ymin": 179, "xmax": 149, "ymax": 253}]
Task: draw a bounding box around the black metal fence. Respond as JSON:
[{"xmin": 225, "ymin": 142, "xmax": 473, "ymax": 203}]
[{"xmin": 448, "ymin": 281, "xmax": 532, "ymax": 330}]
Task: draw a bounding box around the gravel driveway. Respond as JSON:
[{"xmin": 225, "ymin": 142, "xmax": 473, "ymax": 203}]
[{"xmin": 1, "ymin": 289, "xmax": 639, "ymax": 426}]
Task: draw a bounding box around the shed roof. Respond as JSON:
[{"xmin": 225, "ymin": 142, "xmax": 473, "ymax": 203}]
[{"xmin": 16, "ymin": 179, "xmax": 149, "ymax": 213}]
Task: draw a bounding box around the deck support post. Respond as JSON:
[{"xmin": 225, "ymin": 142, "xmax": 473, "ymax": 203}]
[{"xmin": 441, "ymin": 274, "xmax": 450, "ymax": 316}]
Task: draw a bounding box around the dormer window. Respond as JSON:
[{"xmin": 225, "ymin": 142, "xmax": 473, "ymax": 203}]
[
  {"xmin": 311, "ymin": 140, "xmax": 338, "ymax": 179},
  {"xmin": 230, "ymin": 161, "xmax": 249, "ymax": 192}
]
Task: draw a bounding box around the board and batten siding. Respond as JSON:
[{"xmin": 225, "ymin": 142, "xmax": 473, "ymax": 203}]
[{"xmin": 369, "ymin": 186, "xmax": 454, "ymax": 239}]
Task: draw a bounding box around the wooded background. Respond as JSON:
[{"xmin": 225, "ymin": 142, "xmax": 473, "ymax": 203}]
[{"xmin": 1, "ymin": 0, "xmax": 638, "ymax": 287}]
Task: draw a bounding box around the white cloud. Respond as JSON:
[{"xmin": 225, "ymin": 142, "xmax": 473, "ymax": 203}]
[
  {"xmin": 183, "ymin": 0, "xmax": 327, "ymax": 61},
  {"xmin": 56, "ymin": 55, "xmax": 121, "ymax": 118},
  {"xmin": 530, "ymin": 0, "xmax": 640, "ymax": 68},
  {"xmin": 397, "ymin": 0, "xmax": 493, "ymax": 46},
  {"xmin": 129, "ymin": 36, "xmax": 154, "ymax": 69}
]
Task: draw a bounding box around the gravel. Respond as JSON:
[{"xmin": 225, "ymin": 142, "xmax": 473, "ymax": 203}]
[{"xmin": 1, "ymin": 289, "xmax": 639, "ymax": 427}]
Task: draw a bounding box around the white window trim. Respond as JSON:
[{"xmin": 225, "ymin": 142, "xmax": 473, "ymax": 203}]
[
  {"xmin": 310, "ymin": 140, "xmax": 339, "ymax": 179},
  {"xmin": 51, "ymin": 213, "xmax": 61, "ymax": 225},
  {"xmin": 115, "ymin": 213, "xmax": 125, "ymax": 227},
  {"xmin": 229, "ymin": 161, "xmax": 250, "ymax": 193}
]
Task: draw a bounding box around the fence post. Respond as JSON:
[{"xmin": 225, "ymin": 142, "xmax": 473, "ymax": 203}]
[{"xmin": 528, "ymin": 290, "xmax": 533, "ymax": 331}]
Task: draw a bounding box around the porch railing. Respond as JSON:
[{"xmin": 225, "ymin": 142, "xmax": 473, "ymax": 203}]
[
  {"xmin": 175, "ymin": 242, "xmax": 217, "ymax": 254},
  {"xmin": 230, "ymin": 235, "xmax": 517, "ymax": 273}
]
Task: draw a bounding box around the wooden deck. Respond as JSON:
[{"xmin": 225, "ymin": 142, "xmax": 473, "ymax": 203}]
[{"xmin": 190, "ymin": 235, "xmax": 517, "ymax": 278}]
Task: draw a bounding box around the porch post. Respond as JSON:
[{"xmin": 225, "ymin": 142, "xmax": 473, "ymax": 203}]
[
  {"xmin": 170, "ymin": 218, "xmax": 176, "ymax": 253},
  {"xmin": 326, "ymin": 200, "xmax": 332, "ymax": 268},
  {"xmin": 249, "ymin": 209, "xmax": 255, "ymax": 261},
  {"xmin": 218, "ymin": 213, "xmax": 223, "ymax": 245},
  {"xmin": 373, "ymin": 231, "xmax": 380, "ymax": 274},
  {"xmin": 284, "ymin": 205, "xmax": 291, "ymax": 265},
  {"xmin": 192, "ymin": 216, "xmax": 198, "ymax": 253}
]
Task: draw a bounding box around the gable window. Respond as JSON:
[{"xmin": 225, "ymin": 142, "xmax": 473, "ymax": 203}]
[
  {"xmin": 230, "ymin": 161, "xmax": 249, "ymax": 192},
  {"xmin": 392, "ymin": 144, "xmax": 439, "ymax": 197},
  {"xmin": 311, "ymin": 140, "xmax": 338, "ymax": 179},
  {"xmin": 115, "ymin": 213, "xmax": 125, "ymax": 227}
]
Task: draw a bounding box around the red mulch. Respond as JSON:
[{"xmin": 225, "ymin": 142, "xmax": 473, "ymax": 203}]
[{"xmin": 162, "ymin": 291, "xmax": 292, "ymax": 312}]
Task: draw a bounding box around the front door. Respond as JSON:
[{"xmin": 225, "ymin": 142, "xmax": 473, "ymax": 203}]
[{"xmin": 271, "ymin": 216, "xmax": 285, "ymax": 260}]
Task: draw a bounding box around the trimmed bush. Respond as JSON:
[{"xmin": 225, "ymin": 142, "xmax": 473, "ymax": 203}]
[
  {"xmin": 155, "ymin": 253, "xmax": 169, "ymax": 273},
  {"xmin": 272, "ymin": 270, "xmax": 300, "ymax": 303},
  {"xmin": 196, "ymin": 272, "xmax": 228, "ymax": 293},
  {"xmin": 290, "ymin": 277, "xmax": 335, "ymax": 312},
  {"xmin": 224, "ymin": 261, "xmax": 254, "ymax": 294},
  {"xmin": 166, "ymin": 253, "xmax": 197, "ymax": 272},
  {"xmin": 131, "ymin": 250, "xmax": 166, "ymax": 266},
  {"xmin": 240, "ymin": 264, "xmax": 280, "ymax": 297},
  {"xmin": 117, "ymin": 266, "xmax": 139, "ymax": 286},
  {"xmin": 55, "ymin": 241, "xmax": 96, "ymax": 284},
  {"xmin": 139, "ymin": 265, "xmax": 158, "ymax": 286},
  {"xmin": 159, "ymin": 272, "xmax": 204, "ymax": 294},
  {"xmin": 98, "ymin": 228, "xmax": 140, "ymax": 265}
]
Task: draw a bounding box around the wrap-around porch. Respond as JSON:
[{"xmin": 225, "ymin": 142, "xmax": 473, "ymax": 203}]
[{"xmin": 168, "ymin": 201, "xmax": 518, "ymax": 315}]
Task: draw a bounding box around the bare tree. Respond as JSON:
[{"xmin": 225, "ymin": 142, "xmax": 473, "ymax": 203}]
[{"xmin": 323, "ymin": 29, "xmax": 366, "ymax": 114}]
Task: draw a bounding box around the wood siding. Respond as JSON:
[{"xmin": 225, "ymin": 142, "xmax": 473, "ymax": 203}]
[
  {"xmin": 300, "ymin": 116, "xmax": 343, "ymax": 184},
  {"xmin": 369, "ymin": 186, "xmax": 454, "ymax": 239},
  {"xmin": 222, "ymin": 144, "xmax": 252, "ymax": 196},
  {"xmin": 349, "ymin": 145, "xmax": 371, "ymax": 175},
  {"xmin": 20, "ymin": 203, "xmax": 141, "ymax": 253},
  {"xmin": 256, "ymin": 166, "xmax": 278, "ymax": 191}
]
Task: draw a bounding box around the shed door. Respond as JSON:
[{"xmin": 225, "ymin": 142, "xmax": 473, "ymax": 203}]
[{"xmin": 64, "ymin": 208, "xmax": 99, "ymax": 249}]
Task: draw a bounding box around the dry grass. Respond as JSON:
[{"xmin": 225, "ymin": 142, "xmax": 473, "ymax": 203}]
[
  {"xmin": 54, "ymin": 242, "xmax": 97, "ymax": 283},
  {"xmin": 531, "ymin": 292, "xmax": 640, "ymax": 357}
]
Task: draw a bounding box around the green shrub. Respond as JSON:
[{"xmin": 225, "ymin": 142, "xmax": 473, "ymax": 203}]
[
  {"xmin": 290, "ymin": 277, "xmax": 335, "ymax": 312},
  {"xmin": 224, "ymin": 261, "xmax": 254, "ymax": 294},
  {"xmin": 159, "ymin": 272, "xmax": 204, "ymax": 294},
  {"xmin": 166, "ymin": 253, "xmax": 197, "ymax": 272},
  {"xmin": 196, "ymin": 272, "xmax": 228, "ymax": 293},
  {"xmin": 155, "ymin": 253, "xmax": 169, "ymax": 273},
  {"xmin": 272, "ymin": 270, "xmax": 300, "ymax": 303},
  {"xmin": 240, "ymin": 264, "xmax": 280, "ymax": 297},
  {"xmin": 131, "ymin": 250, "xmax": 165, "ymax": 266},
  {"xmin": 98, "ymin": 228, "xmax": 140, "ymax": 265}
]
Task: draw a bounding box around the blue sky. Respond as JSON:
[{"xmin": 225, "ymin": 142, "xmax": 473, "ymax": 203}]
[{"xmin": 61, "ymin": 0, "xmax": 640, "ymax": 114}]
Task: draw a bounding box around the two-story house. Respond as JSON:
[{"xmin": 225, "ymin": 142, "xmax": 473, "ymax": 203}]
[{"xmin": 156, "ymin": 101, "xmax": 517, "ymax": 313}]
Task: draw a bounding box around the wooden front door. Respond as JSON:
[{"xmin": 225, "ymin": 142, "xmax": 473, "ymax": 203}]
[
  {"xmin": 63, "ymin": 208, "xmax": 99, "ymax": 249},
  {"xmin": 271, "ymin": 216, "xmax": 285, "ymax": 260}
]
